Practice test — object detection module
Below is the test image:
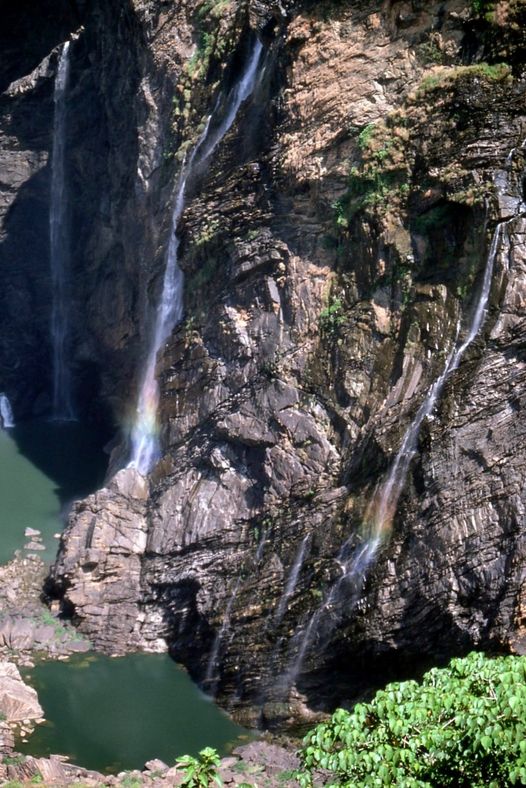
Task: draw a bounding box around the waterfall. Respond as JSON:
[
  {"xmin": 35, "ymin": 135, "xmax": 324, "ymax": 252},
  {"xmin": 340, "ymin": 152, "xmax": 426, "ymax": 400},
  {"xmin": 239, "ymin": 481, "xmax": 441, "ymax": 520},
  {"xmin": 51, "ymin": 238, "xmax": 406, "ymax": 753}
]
[
  {"xmin": 355, "ymin": 214, "xmax": 506, "ymax": 587},
  {"xmin": 274, "ymin": 535, "xmax": 310, "ymax": 627},
  {"xmin": 0, "ymin": 395, "xmax": 14, "ymax": 429},
  {"xmin": 129, "ymin": 40, "xmax": 263, "ymax": 474},
  {"xmin": 50, "ymin": 41, "xmax": 75, "ymax": 421},
  {"xmin": 204, "ymin": 577, "xmax": 242, "ymax": 695},
  {"xmin": 288, "ymin": 150, "xmax": 525, "ymax": 684}
]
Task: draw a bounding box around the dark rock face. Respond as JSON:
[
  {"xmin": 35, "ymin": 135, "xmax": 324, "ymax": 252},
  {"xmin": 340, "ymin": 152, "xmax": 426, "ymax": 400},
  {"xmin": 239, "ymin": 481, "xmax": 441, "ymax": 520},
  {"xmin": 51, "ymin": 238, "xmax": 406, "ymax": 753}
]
[
  {"xmin": 4, "ymin": 0, "xmax": 526, "ymax": 726},
  {"xmin": 0, "ymin": 0, "xmax": 157, "ymax": 419}
]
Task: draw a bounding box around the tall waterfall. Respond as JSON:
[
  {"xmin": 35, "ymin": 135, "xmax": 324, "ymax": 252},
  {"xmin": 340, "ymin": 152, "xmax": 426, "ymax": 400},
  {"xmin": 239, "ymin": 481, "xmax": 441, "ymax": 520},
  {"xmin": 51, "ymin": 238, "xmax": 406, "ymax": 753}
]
[
  {"xmin": 50, "ymin": 41, "xmax": 75, "ymax": 420},
  {"xmin": 288, "ymin": 151, "xmax": 525, "ymax": 683},
  {"xmin": 0, "ymin": 395, "xmax": 14, "ymax": 429},
  {"xmin": 129, "ymin": 40, "xmax": 263, "ymax": 474}
]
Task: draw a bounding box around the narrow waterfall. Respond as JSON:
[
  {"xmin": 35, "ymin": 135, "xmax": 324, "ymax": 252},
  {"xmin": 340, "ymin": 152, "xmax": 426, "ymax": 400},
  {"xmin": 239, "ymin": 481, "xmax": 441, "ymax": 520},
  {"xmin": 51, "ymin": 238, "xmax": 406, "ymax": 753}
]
[
  {"xmin": 274, "ymin": 535, "xmax": 310, "ymax": 627},
  {"xmin": 50, "ymin": 41, "xmax": 75, "ymax": 421},
  {"xmin": 204, "ymin": 577, "xmax": 242, "ymax": 695},
  {"xmin": 129, "ymin": 40, "xmax": 263, "ymax": 474},
  {"xmin": 288, "ymin": 151, "xmax": 525, "ymax": 684},
  {"xmin": 0, "ymin": 394, "xmax": 14, "ymax": 429},
  {"xmin": 359, "ymin": 227, "xmax": 501, "ymax": 565}
]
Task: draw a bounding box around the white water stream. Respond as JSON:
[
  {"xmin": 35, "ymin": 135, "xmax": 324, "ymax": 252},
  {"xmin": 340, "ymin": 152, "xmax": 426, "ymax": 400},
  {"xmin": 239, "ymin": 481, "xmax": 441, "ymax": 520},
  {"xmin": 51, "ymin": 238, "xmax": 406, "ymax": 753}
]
[
  {"xmin": 129, "ymin": 40, "xmax": 263, "ymax": 474},
  {"xmin": 50, "ymin": 41, "xmax": 75, "ymax": 420},
  {"xmin": 274, "ymin": 535, "xmax": 310, "ymax": 627},
  {"xmin": 204, "ymin": 577, "xmax": 242, "ymax": 694},
  {"xmin": 0, "ymin": 394, "xmax": 14, "ymax": 429},
  {"xmin": 287, "ymin": 151, "xmax": 525, "ymax": 685}
]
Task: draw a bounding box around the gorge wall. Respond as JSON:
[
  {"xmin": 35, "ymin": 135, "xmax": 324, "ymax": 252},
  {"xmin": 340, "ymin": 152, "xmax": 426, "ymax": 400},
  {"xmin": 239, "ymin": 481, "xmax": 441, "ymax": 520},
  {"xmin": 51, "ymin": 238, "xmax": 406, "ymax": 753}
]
[{"xmin": 2, "ymin": 0, "xmax": 526, "ymax": 726}]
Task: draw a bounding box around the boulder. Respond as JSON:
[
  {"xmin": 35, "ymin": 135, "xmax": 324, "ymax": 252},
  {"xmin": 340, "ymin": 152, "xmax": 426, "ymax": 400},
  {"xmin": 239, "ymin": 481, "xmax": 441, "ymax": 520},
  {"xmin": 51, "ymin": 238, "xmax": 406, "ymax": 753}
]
[{"xmin": 0, "ymin": 662, "xmax": 42, "ymax": 722}]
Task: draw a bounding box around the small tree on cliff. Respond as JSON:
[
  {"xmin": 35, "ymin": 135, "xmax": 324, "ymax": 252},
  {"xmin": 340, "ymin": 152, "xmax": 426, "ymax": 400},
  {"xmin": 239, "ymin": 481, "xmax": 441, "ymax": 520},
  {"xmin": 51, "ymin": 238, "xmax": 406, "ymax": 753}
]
[{"xmin": 297, "ymin": 651, "xmax": 526, "ymax": 787}]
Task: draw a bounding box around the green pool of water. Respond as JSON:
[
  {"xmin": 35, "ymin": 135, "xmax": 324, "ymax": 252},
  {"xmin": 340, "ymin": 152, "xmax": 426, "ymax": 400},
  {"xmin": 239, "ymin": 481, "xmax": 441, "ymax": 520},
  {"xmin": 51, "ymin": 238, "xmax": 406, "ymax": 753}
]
[
  {"xmin": 3, "ymin": 420, "xmax": 247, "ymax": 773},
  {"xmin": 0, "ymin": 420, "xmax": 107, "ymax": 563},
  {"xmin": 20, "ymin": 653, "xmax": 249, "ymax": 773}
]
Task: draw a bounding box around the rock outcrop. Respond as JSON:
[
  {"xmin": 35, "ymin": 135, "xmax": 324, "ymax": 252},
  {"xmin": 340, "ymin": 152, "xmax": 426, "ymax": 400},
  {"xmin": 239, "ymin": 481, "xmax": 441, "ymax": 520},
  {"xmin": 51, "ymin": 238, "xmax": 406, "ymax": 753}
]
[
  {"xmin": 0, "ymin": 739, "xmax": 299, "ymax": 786},
  {"xmin": 0, "ymin": 662, "xmax": 42, "ymax": 723},
  {"xmin": 0, "ymin": 555, "xmax": 90, "ymax": 665},
  {"xmin": 53, "ymin": 468, "xmax": 150, "ymax": 652},
  {"xmin": 2, "ymin": 0, "xmax": 526, "ymax": 727}
]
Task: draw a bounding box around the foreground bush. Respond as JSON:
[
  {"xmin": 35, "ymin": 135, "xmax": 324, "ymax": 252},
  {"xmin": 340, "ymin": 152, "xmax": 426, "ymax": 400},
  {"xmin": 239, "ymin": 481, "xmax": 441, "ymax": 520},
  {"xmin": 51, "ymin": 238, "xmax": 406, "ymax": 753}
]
[{"xmin": 298, "ymin": 652, "xmax": 526, "ymax": 787}]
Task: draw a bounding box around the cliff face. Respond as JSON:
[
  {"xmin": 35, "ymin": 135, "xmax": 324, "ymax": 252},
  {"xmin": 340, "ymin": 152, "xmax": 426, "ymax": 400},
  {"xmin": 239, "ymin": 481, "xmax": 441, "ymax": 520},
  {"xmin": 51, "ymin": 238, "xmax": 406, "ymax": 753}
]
[
  {"xmin": 0, "ymin": 0, "xmax": 150, "ymax": 417},
  {"xmin": 3, "ymin": 0, "xmax": 526, "ymax": 725}
]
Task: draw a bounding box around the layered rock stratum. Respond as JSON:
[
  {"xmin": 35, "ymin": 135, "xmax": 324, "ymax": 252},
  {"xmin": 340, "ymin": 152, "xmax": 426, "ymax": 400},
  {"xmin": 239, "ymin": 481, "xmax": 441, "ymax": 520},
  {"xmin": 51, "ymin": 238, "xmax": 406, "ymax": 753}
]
[{"xmin": 1, "ymin": 0, "xmax": 525, "ymax": 726}]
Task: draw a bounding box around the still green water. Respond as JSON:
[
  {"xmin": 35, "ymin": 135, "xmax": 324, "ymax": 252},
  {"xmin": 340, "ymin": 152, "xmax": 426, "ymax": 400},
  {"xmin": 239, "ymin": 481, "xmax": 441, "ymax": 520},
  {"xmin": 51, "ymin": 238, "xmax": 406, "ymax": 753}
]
[
  {"xmin": 1, "ymin": 420, "xmax": 248, "ymax": 772},
  {"xmin": 0, "ymin": 420, "xmax": 107, "ymax": 563},
  {"xmin": 21, "ymin": 653, "xmax": 248, "ymax": 773}
]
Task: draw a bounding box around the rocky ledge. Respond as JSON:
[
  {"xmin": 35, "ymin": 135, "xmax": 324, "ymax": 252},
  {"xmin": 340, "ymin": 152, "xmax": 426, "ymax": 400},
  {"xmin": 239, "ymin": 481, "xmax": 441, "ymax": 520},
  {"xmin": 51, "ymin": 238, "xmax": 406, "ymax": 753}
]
[
  {"xmin": 0, "ymin": 554, "xmax": 90, "ymax": 667},
  {"xmin": 0, "ymin": 660, "xmax": 43, "ymax": 755},
  {"xmin": 0, "ymin": 545, "xmax": 301, "ymax": 786},
  {"xmin": 0, "ymin": 739, "xmax": 300, "ymax": 787}
]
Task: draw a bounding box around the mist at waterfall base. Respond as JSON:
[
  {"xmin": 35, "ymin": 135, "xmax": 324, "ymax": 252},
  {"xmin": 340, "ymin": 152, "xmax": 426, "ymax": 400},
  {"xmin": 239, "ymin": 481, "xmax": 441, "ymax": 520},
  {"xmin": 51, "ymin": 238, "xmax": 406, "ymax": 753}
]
[
  {"xmin": 20, "ymin": 653, "xmax": 248, "ymax": 773},
  {"xmin": 284, "ymin": 154, "xmax": 525, "ymax": 687},
  {"xmin": 128, "ymin": 40, "xmax": 263, "ymax": 474}
]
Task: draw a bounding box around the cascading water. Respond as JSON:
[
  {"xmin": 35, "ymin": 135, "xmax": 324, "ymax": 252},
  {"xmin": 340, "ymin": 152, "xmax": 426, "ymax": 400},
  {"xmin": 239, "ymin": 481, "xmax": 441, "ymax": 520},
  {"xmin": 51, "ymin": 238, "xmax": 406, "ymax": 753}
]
[
  {"xmin": 50, "ymin": 41, "xmax": 75, "ymax": 421},
  {"xmin": 288, "ymin": 149, "xmax": 525, "ymax": 685},
  {"xmin": 205, "ymin": 577, "xmax": 242, "ymax": 695},
  {"xmin": 0, "ymin": 394, "xmax": 14, "ymax": 429},
  {"xmin": 274, "ymin": 535, "xmax": 311, "ymax": 627},
  {"xmin": 129, "ymin": 40, "xmax": 263, "ymax": 474}
]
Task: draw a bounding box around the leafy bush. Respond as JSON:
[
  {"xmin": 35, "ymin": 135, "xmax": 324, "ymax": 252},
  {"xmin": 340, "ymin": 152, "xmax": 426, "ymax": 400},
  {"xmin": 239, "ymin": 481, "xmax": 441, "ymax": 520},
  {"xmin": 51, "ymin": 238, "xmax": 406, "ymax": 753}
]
[
  {"xmin": 297, "ymin": 652, "xmax": 526, "ymax": 787},
  {"xmin": 176, "ymin": 747, "xmax": 222, "ymax": 787},
  {"xmin": 358, "ymin": 123, "xmax": 376, "ymax": 151},
  {"xmin": 319, "ymin": 297, "xmax": 345, "ymax": 337},
  {"xmin": 471, "ymin": 0, "xmax": 496, "ymax": 20}
]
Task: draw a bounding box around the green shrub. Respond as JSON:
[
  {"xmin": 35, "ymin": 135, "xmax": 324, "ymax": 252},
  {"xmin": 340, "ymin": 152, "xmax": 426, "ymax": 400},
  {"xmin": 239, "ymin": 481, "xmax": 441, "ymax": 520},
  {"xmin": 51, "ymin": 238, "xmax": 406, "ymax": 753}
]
[
  {"xmin": 319, "ymin": 297, "xmax": 345, "ymax": 337},
  {"xmin": 120, "ymin": 775, "xmax": 142, "ymax": 788},
  {"xmin": 176, "ymin": 746, "xmax": 222, "ymax": 787},
  {"xmin": 416, "ymin": 62, "xmax": 511, "ymax": 97},
  {"xmin": 471, "ymin": 0, "xmax": 496, "ymax": 20},
  {"xmin": 358, "ymin": 123, "xmax": 376, "ymax": 151},
  {"xmin": 297, "ymin": 652, "xmax": 526, "ymax": 787}
]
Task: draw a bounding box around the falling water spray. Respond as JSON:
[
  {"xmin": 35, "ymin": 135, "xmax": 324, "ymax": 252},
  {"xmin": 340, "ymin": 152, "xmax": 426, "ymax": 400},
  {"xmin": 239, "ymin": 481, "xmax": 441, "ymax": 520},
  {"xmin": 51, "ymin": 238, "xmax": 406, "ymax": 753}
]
[
  {"xmin": 50, "ymin": 41, "xmax": 75, "ymax": 421},
  {"xmin": 129, "ymin": 40, "xmax": 263, "ymax": 473},
  {"xmin": 0, "ymin": 395, "xmax": 14, "ymax": 429},
  {"xmin": 287, "ymin": 147, "xmax": 526, "ymax": 685}
]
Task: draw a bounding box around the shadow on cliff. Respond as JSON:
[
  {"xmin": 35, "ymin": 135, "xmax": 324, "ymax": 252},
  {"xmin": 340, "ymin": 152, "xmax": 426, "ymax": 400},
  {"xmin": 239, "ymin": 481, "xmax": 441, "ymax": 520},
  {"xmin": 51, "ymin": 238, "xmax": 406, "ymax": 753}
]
[
  {"xmin": 291, "ymin": 599, "xmax": 478, "ymax": 718},
  {"xmin": 1, "ymin": 0, "xmax": 147, "ymax": 422},
  {"xmin": 8, "ymin": 419, "xmax": 109, "ymax": 507},
  {"xmin": 0, "ymin": 163, "xmax": 53, "ymax": 414}
]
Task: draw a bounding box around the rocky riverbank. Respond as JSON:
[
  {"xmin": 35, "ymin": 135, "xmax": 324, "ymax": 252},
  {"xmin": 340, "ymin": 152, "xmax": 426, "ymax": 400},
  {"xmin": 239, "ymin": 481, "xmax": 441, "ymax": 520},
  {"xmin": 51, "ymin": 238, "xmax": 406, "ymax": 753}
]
[
  {"xmin": 0, "ymin": 548, "xmax": 301, "ymax": 785},
  {"xmin": 0, "ymin": 548, "xmax": 90, "ymax": 761},
  {"xmin": 0, "ymin": 740, "xmax": 300, "ymax": 786},
  {"xmin": 0, "ymin": 551, "xmax": 90, "ymax": 668}
]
